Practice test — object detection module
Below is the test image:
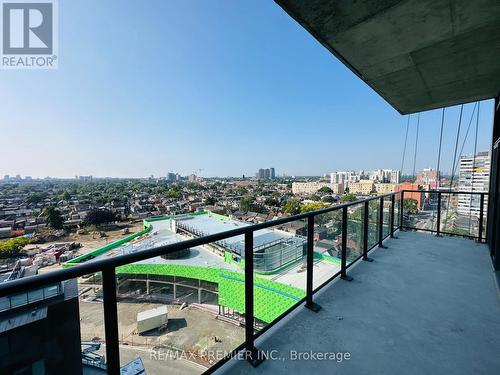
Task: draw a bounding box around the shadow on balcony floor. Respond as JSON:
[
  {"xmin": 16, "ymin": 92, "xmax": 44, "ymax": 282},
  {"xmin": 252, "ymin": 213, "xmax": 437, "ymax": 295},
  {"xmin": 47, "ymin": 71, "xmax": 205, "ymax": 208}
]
[{"xmin": 218, "ymin": 231, "xmax": 500, "ymax": 375}]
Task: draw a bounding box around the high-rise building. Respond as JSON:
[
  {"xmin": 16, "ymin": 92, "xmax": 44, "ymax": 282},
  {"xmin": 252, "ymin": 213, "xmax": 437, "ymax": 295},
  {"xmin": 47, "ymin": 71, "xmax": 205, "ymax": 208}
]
[
  {"xmin": 330, "ymin": 171, "xmax": 359, "ymax": 185},
  {"xmin": 416, "ymin": 168, "xmax": 439, "ymax": 186},
  {"xmin": 388, "ymin": 169, "xmax": 401, "ymax": 184},
  {"xmin": 330, "ymin": 169, "xmax": 399, "ymax": 185},
  {"xmin": 256, "ymin": 168, "xmax": 275, "ymax": 180},
  {"xmin": 166, "ymin": 172, "xmax": 177, "ymax": 182},
  {"xmin": 457, "ymin": 151, "xmax": 490, "ymax": 217},
  {"xmin": 292, "ymin": 182, "xmax": 344, "ymax": 195}
]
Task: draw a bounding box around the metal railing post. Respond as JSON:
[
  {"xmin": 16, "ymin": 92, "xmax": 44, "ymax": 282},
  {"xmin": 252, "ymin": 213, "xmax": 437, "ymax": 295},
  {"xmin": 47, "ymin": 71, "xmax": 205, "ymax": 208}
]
[
  {"xmin": 244, "ymin": 231, "xmax": 264, "ymax": 367},
  {"xmin": 363, "ymin": 200, "xmax": 373, "ymax": 262},
  {"xmin": 436, "ymin": 192, "xmax": 442, "ymax": 236},
  {"xmin": 306, "ymin": 215, "xmax": 321, "ymax": 312},
  {"xmin": 390, "ymin": 194, "xmax": 396, "ymax": 238},
  {"xmin": 340, "ymin": 206, "xmax": 353, "ymax": 281},
  {"xmin": 400, "ymin": 191, "xmax": 404, "ymax": 230},
  {"xmin": 378, "ymin": 197, "xmax": 387, "ymax": 248},
  {"xmin": 102, "ymin": 267, "xmax": 120, "ymax": 375},
  {"xmin": 478, "ymin": 193, "xmax": 485, "ymax": 242}
]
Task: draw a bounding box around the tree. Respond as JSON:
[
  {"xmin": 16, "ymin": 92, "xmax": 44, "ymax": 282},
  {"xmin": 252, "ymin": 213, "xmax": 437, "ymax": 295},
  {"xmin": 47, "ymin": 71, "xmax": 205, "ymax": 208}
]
[
  {"xmin": 26, "ymin": 192, "xmax": 48, "ymax": 204},
  {"xmin": 60, "ymin": 191, "xmax": 71, "ymax": 201},
  {"xmin": 0, "ymin": 237, "xmax": 30, "ymax": 259},
  {"xmin": 165, "ymin": 188, "xmax": 182, "ymax": 199},
  {"xmin": 282, "ymin": 200, "xmax": 301, "ymax": 215},
  {"xmin": 403, "ymin": 198, "xmax": 418, "ymax": 214},
  {"xmin": 240, "ymin": 196, "xmax": 255, "ymax": 212},
  {"xmin": 341, "ymin": 193, "xmax": 358, "ymax": 202},
  {"xmin": 264, "ymin": 197, "xmax": 280, "ymax": 207},
  {"xmin": 317, "ymin": 186, "xmax": 333, "ymax": 194},
  {"xmin": 322, "ymin": 195, "xmax": 335, "ymax": 203},
  {"xmin": 205, "ymin": 196, "xmax": 216, "ymax": 205},
  {"xmin": 84, "ymin": 209, "xmax": 117, "ymax": 227},
  {"xmin": 308, "ymin": 194, "xmax": 321, "ymax": 201},
  {"xmin": 43, "ymin": 207, "xmax": 64, "ymax": 229},
  {"xmin": 300, "ymin": 202, "xmax": 324, "ymax": 213},
  {"xmin": 235, "ymin": 186, "xmax": 248, "ymax": 195}
]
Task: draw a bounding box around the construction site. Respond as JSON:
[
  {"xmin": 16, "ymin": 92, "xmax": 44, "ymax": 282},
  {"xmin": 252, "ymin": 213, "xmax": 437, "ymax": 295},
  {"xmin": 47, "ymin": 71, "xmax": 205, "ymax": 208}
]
[{"xmin": 65, "ymin": 211, "xmax": 344, "ymax": 373}]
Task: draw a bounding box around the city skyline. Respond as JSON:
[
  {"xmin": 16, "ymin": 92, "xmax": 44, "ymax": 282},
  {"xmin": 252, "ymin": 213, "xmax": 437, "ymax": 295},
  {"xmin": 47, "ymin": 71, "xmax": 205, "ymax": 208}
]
[{"xmin": 1, "ymin": 156, "xmax": 490, "ymax": 181}]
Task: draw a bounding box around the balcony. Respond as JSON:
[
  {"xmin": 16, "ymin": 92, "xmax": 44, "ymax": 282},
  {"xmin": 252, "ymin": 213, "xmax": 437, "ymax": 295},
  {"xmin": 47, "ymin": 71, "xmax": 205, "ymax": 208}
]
[
  {"xmin": 219, "ymin": 230, "xmax": 500, "ymax": 374},
  {"xmin": 1, "ymin": 191, "xmax": 498, "ymax": 375}
]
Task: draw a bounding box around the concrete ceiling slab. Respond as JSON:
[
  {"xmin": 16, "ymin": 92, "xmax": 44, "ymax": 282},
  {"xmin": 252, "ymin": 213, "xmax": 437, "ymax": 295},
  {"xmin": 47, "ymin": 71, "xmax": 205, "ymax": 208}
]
[{"xmin": 275, "ymin": 0, "xmax": 500, "ymax": 114}]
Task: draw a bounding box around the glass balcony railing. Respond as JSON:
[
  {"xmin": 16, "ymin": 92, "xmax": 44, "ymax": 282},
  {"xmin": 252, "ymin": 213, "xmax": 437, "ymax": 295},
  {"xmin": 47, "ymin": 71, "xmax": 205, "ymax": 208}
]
[
  {"xmin": 0, "ymin": 190, "xmax": 488, "ymax": 374},
  {"xmin": 401, "ymin": 190, "xmax": 487, "ymax": 240}
]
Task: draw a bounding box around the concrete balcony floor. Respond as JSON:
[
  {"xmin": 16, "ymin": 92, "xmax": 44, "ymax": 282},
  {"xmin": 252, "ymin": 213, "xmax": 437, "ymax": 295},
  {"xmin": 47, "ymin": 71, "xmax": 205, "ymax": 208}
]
[{"xmin": 219, "ymin": 231, "xmax": 500, "ymax": 375}]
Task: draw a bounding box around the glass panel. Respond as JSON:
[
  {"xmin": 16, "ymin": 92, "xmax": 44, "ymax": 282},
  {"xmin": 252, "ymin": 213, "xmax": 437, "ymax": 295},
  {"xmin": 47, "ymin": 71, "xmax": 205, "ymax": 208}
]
[
  {"xmin": 453, "ymin": 193, "xmax": 488, "ymax": 238},
  {"xmin": 404, "ymin": 191, "xmax": 439, "ymax": 232},
  {"xmin": 394, "ymin": 192, "xmax": 401, "ymax": 229},
  {"xmin": 313, "ymin": 211, "xmax": 342, "ymax": 288},
  {"xmin": 258, "ymin": 217, "xmax": 307, "ymax": 330},
  {"xmin": 481, "ymin": 194, "xmax": 488, "ymax": 239},
  {"xmin": 175, "ymin": 276, "xmax": 199, "ymax": 288},
  {"xmin": 10, "ymin": 292, "xmax": 28, "ymax": 308},
  {"xmin": 367, "ymin": 199, "xmax": 379, "ymax": 249},
  {"xmin": 0, "ymin": 297, "xmax": 10, "ymax": 312},
  {"xmin": 382, "ymin": 197, "xmax": 391, "ymax": 238},
  {"xmin": 441, "ymin": 192, "xmax": 471, "ymax": 236},
  {"xmin": 200, "ymin": 290, "xmax": 218, "ymax": 305},
  {"xmin": 28, "ymin": 288, "xmax": 44, "ymax": 303},
  {"xmin": 149, "ymin": 281, "xmax": 174, "ymax": 300},
  {"xmin": 176, "ymin": 285, "xmax": 199, "ymax": 303},
  {"xmin": 422, "ymin": 191, "xmax": 439, "ymax": 232},
  {"xmin": 346, "ymin": 202, "xmax": 365, "ymax": 262},
  {"xmin": 402, "ymin": 192, "xmax": 422, "ymax": 230},
  {"xmin": 78, "ymin": 273, "xmax": 108, "ymax": 373},
  {"xmin": 200, "ymin": 280, "xmax": 217, "ymax": 292},
  {"xmin": 43, "ymin": 284, "xmax": 59, "ymax": 298},
  {"xmin": 114, "ymin": 222, "xmax": 247, "ymax": 374}
]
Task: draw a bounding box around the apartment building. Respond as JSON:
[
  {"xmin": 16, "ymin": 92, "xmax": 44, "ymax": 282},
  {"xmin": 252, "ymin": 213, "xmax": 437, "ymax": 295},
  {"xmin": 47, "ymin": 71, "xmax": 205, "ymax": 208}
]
[
  {"xmin": 416, "ymin": 168, "xmax": 440, "ymax": 186},
  {"xmin": 348, "ymin": 180, "xmax": 375, "ymax": 195},
  {"xmin": 458, "ymin": 151, "xmax": 490, "ymax": 217},
  {"xmin": 292, "ymin": 182, "xmax": 344, "ymax": 195},
  {"xmin": 331, "ymin": 169, "xmax": 400, "ymax": 186},
  {"xmin": 374, "ymin": 183, "xmax": 397, "ymax": 195}
]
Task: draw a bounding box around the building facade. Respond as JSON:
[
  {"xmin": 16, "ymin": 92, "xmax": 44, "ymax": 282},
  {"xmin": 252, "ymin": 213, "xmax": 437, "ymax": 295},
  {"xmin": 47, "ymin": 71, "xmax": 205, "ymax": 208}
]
[
  {"xmin": 0, "ymin": 271, "xmax": 82, "ymax": 375},
  {"xmin": 292, "ymin": 182, "xmax": 344, "ymax": 195},
  {"xmin": 348, "ymin": 180, "xmax": 374, "ymax": 195},
  {"xmin": 458, "ymin": 151, "xmax": 490, "ymax": 217},
  {"xmin": 374, "ymin": 183, "xmax": 397, "ymax": 195}
]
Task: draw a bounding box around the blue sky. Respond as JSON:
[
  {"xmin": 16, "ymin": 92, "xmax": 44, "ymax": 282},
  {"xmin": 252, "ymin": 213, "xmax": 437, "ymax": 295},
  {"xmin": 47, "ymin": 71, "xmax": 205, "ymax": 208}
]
[{"xmin": 0, "ymin": 0, "xmax": 494, "ymax": 178}]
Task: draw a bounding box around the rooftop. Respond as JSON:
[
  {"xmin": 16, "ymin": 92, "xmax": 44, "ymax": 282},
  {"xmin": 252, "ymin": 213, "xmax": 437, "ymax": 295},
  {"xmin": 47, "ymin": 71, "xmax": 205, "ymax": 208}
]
[
  {"xmin": 175, "ymin": 212, "xmax": 299, "ymax": 256},
  {"xmin": 220, "ymin": 231, "xmax": 500, "ymax": 374}
]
